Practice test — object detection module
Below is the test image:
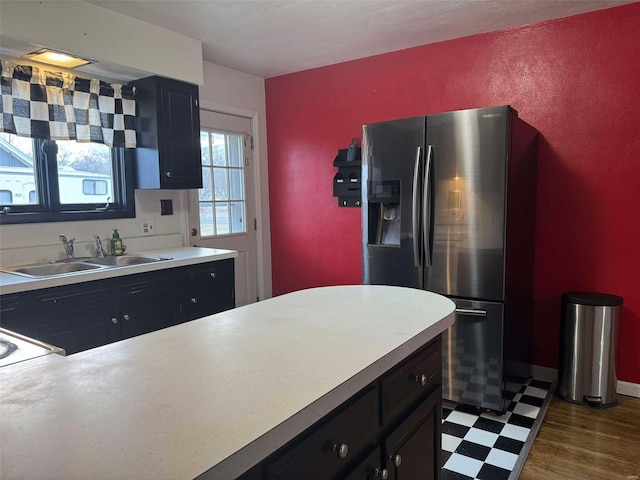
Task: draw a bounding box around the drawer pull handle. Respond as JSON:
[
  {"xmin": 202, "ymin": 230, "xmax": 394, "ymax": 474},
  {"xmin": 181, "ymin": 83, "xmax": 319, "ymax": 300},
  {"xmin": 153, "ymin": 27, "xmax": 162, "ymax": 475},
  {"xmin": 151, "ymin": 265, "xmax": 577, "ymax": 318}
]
[
  {"xmin": 111, "ymin": 317, "xmax": 118, "ymax": 324},
  {"xmin": 374, "ymin": 468, "xmax": 389, "ymax": 479},
  {"xmin": 123, "ymin": 314, "xmax": 130, "ymax": 321},
  {"xmin": 390, "ymin": 454, "xmax": 402, "ymax": 467},
  {"xmin": 333, "ymin": 443, "xmax": 349, "ymax": 459},
  {"xmin": 414, "ymin": 373, "xmax": 428, "ymax": 386}
]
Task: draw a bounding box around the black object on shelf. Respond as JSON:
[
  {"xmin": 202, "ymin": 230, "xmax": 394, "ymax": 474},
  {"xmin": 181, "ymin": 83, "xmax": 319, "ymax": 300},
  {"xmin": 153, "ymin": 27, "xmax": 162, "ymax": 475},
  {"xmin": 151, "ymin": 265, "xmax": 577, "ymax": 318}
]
[{"xmin": 333, "ymin": 141, "xmax": 361, "ymax": 207}]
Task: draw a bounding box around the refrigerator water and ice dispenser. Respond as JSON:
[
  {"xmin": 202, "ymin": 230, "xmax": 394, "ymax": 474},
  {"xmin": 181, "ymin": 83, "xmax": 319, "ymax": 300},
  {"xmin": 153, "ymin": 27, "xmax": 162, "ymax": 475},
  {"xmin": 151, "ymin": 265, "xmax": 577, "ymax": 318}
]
[{"xmin": 367, "ymin": 180, "xmax": 401, "ymax": 246}]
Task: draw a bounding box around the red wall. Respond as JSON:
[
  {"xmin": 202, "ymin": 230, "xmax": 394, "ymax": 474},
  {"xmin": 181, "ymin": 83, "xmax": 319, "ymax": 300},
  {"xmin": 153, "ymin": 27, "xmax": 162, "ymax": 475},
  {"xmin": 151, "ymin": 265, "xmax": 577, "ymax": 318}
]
[{"xmin": 265, "ymin": 3, "xmax": 640, "ymax": 384}]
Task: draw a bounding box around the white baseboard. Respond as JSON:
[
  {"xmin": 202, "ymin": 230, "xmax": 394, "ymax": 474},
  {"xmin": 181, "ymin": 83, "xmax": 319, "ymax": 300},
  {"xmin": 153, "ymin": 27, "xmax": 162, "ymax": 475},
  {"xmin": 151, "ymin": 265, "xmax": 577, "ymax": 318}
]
[
  {"xmin": 617, "ymin": 381, "xmax": 640, "ymax": 398},
  {"xmin": 531, "ymin": 365, "xmax": 558, "ymax": 385},
  {"xmin": 528, "ymin": 366, "xmax": 640, "ymax": 398}
]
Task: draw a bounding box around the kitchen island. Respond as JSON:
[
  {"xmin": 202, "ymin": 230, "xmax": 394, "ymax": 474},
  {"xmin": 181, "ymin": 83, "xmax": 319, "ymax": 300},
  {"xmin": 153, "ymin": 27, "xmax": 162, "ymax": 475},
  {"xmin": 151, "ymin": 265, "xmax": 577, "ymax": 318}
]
[{"xmin": 0, "ymin": 285, "xmax": 455, "ymax": 479}]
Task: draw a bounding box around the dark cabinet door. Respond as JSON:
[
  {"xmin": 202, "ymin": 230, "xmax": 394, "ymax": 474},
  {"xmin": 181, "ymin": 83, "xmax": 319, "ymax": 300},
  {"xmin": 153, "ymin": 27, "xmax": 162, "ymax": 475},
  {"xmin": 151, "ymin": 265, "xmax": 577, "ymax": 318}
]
[
  {"xmin": 38, "ymin": 307, "xmax": 121, "ymax": 355},
  {"xmin": 186, "ymin": 258, "xmax": 235, "ymax": 320},
  {"xmin": 344, "ymin": 447, "xmax": 388, "ymax": 480},
  {"xmin": 132, "ymin": 75, "xmax": 202, "ymax": 189},
  {"xmin": 119, "ymin": 271, "xmax": 180, "ymax": 339},
  {"xmin": 35, "ymin": 280, "xmax": 119, "ymax": 354},
  {"xmin": 158, "ymin": 79, "xmax": 202, "ymax": 188},
  {"xmin": 385, "ymin": 388, "xmax": 442, "ymax": 480},
  {"xmin": 0, "ymin": 293, "xmax": 35, "ymax": 337}
]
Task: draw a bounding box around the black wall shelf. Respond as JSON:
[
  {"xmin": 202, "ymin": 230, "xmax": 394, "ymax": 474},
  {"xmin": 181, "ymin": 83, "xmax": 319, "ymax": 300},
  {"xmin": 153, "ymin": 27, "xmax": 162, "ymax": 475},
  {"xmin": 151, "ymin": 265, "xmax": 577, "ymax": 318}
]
[{"xmin": 333, "ymin": 148, "xmax": 361, "ymax": 207}]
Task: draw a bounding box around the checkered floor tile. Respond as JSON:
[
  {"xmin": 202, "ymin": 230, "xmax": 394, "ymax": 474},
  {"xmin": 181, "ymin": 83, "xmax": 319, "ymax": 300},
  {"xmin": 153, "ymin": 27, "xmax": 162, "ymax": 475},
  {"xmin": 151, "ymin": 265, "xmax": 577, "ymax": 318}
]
[{"xmin": 441, "ymin": 377, "xmax": 553, "ymax": 480}]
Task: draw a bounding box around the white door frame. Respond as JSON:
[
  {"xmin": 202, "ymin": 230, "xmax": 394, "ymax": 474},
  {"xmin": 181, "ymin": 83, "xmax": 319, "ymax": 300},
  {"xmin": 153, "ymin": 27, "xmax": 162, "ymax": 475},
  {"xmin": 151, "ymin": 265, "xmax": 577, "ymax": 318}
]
[{"xmin": 183, "ymin": 99, "xmax": 271, "ymax": 302}]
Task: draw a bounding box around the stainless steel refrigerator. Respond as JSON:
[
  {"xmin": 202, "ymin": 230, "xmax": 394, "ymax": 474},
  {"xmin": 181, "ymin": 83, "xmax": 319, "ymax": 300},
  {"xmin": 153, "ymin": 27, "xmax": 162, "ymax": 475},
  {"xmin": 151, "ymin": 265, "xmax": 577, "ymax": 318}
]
[{"xmin": 362, "ymin": 105, "xmax": 538, "ymax": 412}]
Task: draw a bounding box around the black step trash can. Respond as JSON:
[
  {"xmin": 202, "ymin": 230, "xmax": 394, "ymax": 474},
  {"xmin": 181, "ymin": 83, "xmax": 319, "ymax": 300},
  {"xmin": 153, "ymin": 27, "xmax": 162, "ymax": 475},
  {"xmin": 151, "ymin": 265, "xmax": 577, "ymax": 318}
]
[{"xmin": 557, "ymin": 292, "xmax": 623, "ymax": 407}]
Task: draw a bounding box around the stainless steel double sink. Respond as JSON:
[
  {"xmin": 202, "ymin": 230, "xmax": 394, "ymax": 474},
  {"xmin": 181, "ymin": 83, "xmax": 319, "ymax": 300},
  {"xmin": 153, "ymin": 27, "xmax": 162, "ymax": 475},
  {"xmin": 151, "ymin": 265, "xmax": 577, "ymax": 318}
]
[{"xmin": 3, "ymin": 255, "xmax": 171, "ymax": 279}]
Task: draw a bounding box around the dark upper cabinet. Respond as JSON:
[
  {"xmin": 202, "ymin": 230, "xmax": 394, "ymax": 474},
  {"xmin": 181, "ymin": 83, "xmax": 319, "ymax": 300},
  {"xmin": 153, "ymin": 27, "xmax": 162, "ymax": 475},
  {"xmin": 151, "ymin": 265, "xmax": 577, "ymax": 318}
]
[{"xmin": 131, "ymin": 75, "xmax": 203, "ymax": 189}]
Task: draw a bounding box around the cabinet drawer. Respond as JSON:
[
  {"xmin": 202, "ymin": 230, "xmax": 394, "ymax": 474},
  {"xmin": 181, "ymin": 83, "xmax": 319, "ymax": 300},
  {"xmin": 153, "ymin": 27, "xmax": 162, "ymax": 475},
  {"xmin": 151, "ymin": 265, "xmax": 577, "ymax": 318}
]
[
  {"xmin": 37, "ymin": 282, "xmax": 115, "ymax": 314},
  {"xmin": 267, "ymin": 386, "xmax": 378, "ymax": 480},
  {"xmin": 119, "ymin": 271, "xmax": 180, "ymax": 298},
  {"xmin": 381, "ymin": 337, "xmax": 441, "ymax": 425},
  {"xmin": 189, "ymin": 259, "xmax": 233, "ymax": 287}
]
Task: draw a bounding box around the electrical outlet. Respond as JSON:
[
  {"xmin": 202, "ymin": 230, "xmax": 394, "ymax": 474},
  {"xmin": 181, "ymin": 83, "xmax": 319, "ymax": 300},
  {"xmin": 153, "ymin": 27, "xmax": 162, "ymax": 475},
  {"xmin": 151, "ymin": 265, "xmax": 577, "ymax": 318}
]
[{"xmin": 140, "ymin": 220, "xmax": 156, "ymax": 236}]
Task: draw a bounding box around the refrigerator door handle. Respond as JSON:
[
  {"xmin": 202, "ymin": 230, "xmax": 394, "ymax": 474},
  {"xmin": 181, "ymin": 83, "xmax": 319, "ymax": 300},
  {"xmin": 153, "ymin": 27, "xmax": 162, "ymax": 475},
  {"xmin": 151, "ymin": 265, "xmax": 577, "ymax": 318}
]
[
  {"xmin": 455, "ymin": 308, "xmax": 488, "ymax": 317},
  {"xmin": 422, "ymin": 145, "xmax": 433, "ymax": 267},
  {"xmin": 412, "ymin": 146, "xmax": 423, "ymax": 268}
]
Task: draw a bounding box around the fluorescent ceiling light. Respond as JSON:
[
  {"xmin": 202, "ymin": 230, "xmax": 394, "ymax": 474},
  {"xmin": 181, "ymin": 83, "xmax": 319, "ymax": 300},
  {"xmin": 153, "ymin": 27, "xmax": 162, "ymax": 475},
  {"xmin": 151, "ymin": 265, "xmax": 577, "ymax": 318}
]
[{"xmin": 23, "ymin": 49, "xmax": 94, "ymax": 69}]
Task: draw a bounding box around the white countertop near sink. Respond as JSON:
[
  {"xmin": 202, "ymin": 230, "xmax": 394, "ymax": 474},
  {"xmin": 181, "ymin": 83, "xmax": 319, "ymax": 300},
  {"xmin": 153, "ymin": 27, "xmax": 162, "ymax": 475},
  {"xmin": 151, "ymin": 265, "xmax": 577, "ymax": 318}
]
[
  {"xmin": 0, "ymin": 247, "xmax": 237, "ymax": 295},
  {"xmin": 0, "ymin": 285, "xmax": 455, "ymax": 480}
]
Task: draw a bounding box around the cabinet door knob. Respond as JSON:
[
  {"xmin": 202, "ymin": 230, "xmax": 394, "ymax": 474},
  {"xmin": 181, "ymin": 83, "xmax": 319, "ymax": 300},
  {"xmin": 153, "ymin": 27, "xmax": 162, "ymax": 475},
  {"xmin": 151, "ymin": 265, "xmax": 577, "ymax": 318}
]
[
  {"xmin": 191, "ymin": 297, "xmax": 197, "ymax": 303},
  {"xmin": 190, "ymin": 228, "xmax": 198, "ymax": 237},
  {"xmin": 414, "ymin": 373, "xmax": 428, "ymax": 386},
  {"xmin": 210, "ymin": 272, "xmax": 216, "ymax": 278},
  {"xmin": 390, "ymin": 454, "xmax": 402, "ymax": 467},
  {"xmin": 111, "ymin": 317, "xmax": 118, "ymax": 324},
  {"xmin": 332, "ymin": 443, "xmax": 349, "ymax": 459},
  {"xmin": 123, "ymin": 314, "xmax": 131, "ymax": 321},
  {"xmin": 165, "ymin": 171, "xmax": 173, "ymax": 178},
  {"xmin": 374, "ymin": 468, "xmax": 389, "ymax": 480}
]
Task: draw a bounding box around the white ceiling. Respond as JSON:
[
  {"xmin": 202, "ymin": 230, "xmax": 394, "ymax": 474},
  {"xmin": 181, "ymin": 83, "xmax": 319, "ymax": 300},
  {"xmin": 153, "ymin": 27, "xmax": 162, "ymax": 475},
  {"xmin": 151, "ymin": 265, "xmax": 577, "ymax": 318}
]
[{"xmin": 87, "ymin": 0, "xmax": 634, "ymax": 78}]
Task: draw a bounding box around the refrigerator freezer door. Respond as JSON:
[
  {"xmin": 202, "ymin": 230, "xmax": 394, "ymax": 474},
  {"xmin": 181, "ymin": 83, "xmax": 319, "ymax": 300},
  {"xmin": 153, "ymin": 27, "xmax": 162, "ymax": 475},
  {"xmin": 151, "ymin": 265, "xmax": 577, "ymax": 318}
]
[
  {"xmin": 426, "ymin": 106, "xmax": 509, "ymax": 301},
  {"xmin": 362, "ymin": 117, "xmax": 426, "ymax": 287},
  {"xmin": 442, "ymin": 298, "xmax": 505, "ymax": 411}
]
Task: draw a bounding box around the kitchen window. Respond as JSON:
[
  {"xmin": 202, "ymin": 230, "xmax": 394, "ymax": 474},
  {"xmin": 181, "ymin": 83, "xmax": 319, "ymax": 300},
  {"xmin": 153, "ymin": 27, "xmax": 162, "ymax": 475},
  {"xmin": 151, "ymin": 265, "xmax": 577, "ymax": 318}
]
[{"xmin": 0, "ymin": 132, "xmax": 135, "ymax": 224}]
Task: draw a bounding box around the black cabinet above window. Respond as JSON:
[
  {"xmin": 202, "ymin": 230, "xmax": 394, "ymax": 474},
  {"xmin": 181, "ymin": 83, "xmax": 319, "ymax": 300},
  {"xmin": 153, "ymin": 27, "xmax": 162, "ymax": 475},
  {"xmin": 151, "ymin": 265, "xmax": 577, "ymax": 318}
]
[{"xmin": 131, "ymin": 76, "xmax": 203, "ymax": 189}]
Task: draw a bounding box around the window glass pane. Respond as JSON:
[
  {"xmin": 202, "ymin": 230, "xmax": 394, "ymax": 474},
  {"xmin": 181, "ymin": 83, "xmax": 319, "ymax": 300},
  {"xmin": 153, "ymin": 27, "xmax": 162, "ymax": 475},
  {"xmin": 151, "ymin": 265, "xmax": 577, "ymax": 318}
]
[
  {"xmin": 0, "ymin": 190, "xmax": 13, "ymax": 203},
  {"xmin": 200, "ymin": 132, "xmax": 211, "ymax": 166},
  {"xmin": 228, "ymin": 135, "xmax": 243, "ymax": 167},
  {"xmin": 212, "ymin": 133, "xmax": 226, "ymax": 166},
  {"xmin": 229, "ymin": 168, "xmax": 244, "ymax": 201},
  {"xmin": 0, "ymin": 133, "xmax": 38, "ymax": 205},
  {"xmin": 230, "ymin": 201, "xmax": 246, "ymax": 233},
  {"xmin": 199, "ymin": 167, "xmax": 213, "ymax": 201},
  {"xmin": 215, "ymin": 202, "xmax": 230, "ymax": 235},
  {"xmin": 213, "ymin": 167, "xmax": 229, "ymax": 200},
  {"xmin": 199, "ymin": 203, "xmax": 215, "ymax": 237},
  {"xmin": 56, "ymin": 140, "xmax": 113, "ymax": 205}
]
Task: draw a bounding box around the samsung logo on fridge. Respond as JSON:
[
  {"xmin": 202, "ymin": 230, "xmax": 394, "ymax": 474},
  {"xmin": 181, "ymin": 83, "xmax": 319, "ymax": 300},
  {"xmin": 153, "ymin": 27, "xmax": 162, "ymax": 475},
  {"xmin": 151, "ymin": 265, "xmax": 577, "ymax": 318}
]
[{"xmin": 482, "ymin": 113, "xmax": 502, "ymax": 118}]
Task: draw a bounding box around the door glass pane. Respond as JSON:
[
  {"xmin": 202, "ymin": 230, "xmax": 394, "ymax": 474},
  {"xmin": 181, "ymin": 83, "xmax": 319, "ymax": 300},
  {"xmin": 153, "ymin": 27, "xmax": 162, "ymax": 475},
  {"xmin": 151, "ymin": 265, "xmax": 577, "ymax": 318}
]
[
  {"xmin": 0, "ymin": 133, "xmax": 38, "ymax": 205},
  {"xmin": 200, "ymin": 132, "xmax": 211, "ymax": 166},
  {"xmin": 212, "ymin": 133, "xmax": 226, "ymax": 166},
  {"xmin": 230, "ymin": 201, "xmax": 245, "ymax": 233},
  {"xmin": 213, "ymin": 167, "xmax": 229, "ymax": 200},
  {"xmin": 228, "ymin": 135, "xmax": 243, "ymax": 167},
  {"xmin": 229, "ymin": 168, "xmax": 244, "ymax": 201},
  {"xmin": 55, "ymin": 140, "xmax": 113, "ymax": 205},
  {"xmin": 215, "ymin": 202, "xmax": 230, "ymax": 235},
  {"xmin": 200, "ymin": 167, "xmax": 213, "ymax": 201},
  {"xmin": 199, "ymin": 203, "xmax": 214, "ymax": 237}
]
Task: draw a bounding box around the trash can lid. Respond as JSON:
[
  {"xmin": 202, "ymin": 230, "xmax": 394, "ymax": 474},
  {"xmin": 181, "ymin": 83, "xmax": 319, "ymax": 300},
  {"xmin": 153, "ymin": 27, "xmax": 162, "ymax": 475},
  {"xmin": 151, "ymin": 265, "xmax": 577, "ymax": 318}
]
[{"xmin": 562, "ymin": 291, "xmax": 623, "ymax": 306}]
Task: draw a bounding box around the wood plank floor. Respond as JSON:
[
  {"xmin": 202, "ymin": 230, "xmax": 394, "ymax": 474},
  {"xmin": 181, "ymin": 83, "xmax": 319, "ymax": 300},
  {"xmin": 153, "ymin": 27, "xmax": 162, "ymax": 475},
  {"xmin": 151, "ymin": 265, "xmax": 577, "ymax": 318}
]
[{"xmin": 520, "ymin": 394, "xmax": 640, "ymax": 480}]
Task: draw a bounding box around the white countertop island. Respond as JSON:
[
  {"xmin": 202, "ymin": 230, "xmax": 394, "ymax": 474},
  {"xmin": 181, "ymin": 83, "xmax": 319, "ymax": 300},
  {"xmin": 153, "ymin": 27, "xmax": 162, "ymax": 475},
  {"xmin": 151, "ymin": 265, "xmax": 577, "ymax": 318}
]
[{"xmin": 0, "ymin": 285, "xmax": 455, "ymax": 480}]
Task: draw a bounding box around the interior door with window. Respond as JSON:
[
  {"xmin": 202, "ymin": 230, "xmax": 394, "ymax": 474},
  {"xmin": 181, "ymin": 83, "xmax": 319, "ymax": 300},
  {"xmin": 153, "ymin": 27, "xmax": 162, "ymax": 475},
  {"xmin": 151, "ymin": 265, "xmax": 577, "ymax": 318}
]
[{"xmin": 187, "ymin": 109, "xmax": 258, "ymax": 307}]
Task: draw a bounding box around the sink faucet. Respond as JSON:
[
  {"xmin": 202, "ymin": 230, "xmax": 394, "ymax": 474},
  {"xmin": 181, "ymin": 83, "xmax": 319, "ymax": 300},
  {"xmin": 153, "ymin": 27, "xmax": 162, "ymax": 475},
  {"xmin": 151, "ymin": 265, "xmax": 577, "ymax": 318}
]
[
  {"xmin": 59, "ymin": 234, "xmax": 75, "ymax": 259},
  {"xmin": 94, "ymin": 235, "xmax": 107, "ymax": 258}
]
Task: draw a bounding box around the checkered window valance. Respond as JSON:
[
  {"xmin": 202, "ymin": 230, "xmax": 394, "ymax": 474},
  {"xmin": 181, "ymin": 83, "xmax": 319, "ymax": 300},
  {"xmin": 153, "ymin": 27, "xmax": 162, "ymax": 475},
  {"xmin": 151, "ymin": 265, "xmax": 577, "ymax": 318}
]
[{"xmin": 0, "ymin": 60, "xmax": 136, "ymax": 148}]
